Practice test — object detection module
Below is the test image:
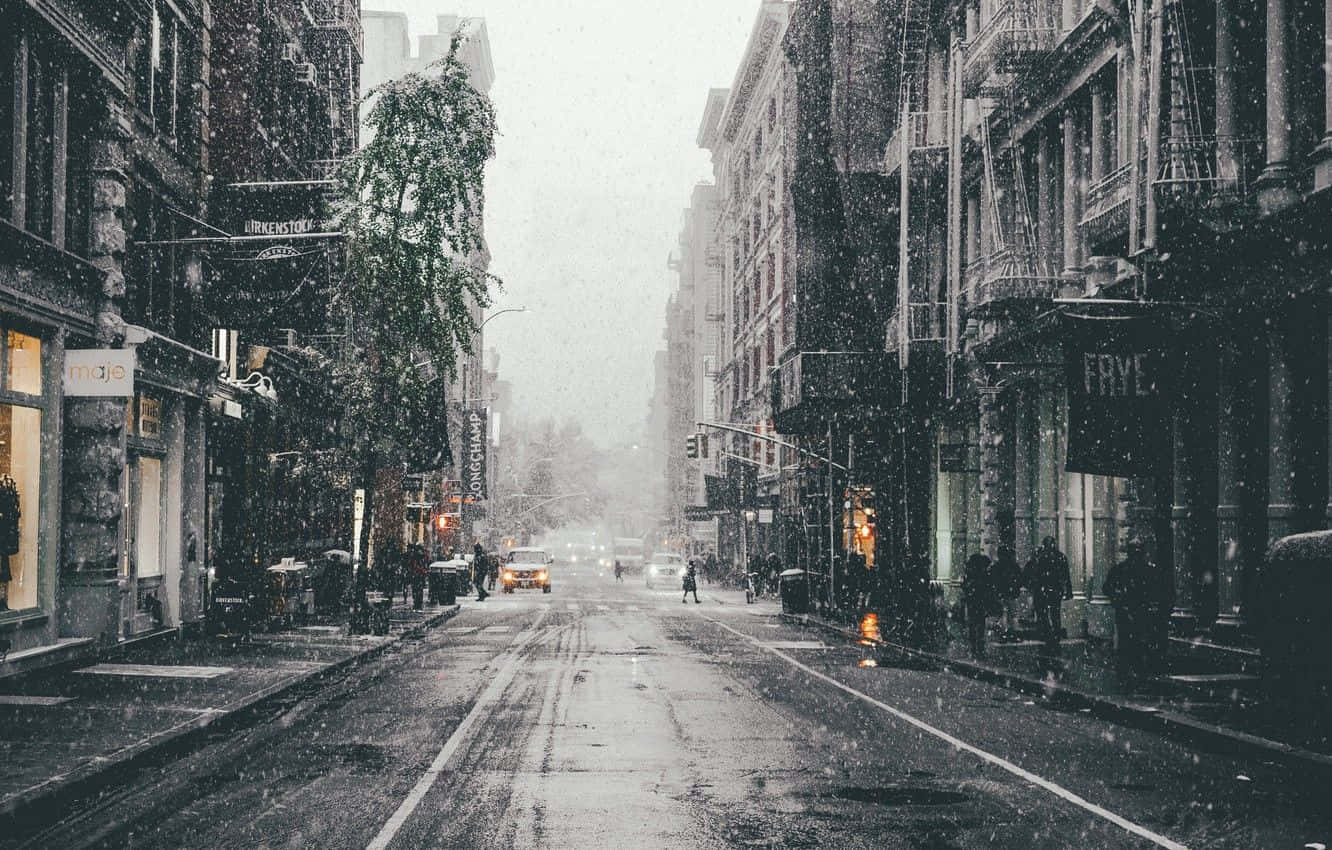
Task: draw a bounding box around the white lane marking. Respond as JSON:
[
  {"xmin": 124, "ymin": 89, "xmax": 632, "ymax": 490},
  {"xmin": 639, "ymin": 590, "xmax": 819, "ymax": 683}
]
[
  {"xmin": 0, "ymin": 694, "xmax": 73, "ymax": 706},
  {"xmin": 701, "ymin": 614, "xmax": 1190, "ymax": 850},
  {"xmin": 481, "ymin": 626, "xmax": 511, "ymax": 633},
  {"xmin": 596, "ymin": 604, "xmax": 610, "ymax": 611},
  {"xmin": 366, "ymin": 613, "xmax": 552, "ymax": 850},
  {"xmin": 763, "ymin": 641, "xmax": 829, "ymax": 650}
]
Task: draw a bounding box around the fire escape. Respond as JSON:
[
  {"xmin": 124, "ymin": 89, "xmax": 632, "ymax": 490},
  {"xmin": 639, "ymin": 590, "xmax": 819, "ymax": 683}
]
[
  {"xmin": 1152, "ymin": 0, "xmax": 1260, "ymax": 228},
  {"xmin": 308, "ymin": 0, "xmax": 363, "ymax": 167},
  {"xmin": 962, "ymin": 0, "xmax": 1061, "ymax": 317},
  {"xmin": 891, "ymin": 0, "xmax": 948, "ymax": 370}
]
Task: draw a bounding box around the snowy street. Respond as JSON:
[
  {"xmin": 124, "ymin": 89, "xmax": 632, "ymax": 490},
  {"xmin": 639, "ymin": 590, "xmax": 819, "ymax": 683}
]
[{"xmin": 9, "ymin": 569, "xmax": 1326, "ymax": 849}]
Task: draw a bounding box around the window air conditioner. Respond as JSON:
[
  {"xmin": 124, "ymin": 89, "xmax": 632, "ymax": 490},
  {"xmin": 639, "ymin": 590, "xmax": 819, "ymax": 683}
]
[{"xmin": 295, "ymin": 62, "xmax": 316, "ymax": 84}]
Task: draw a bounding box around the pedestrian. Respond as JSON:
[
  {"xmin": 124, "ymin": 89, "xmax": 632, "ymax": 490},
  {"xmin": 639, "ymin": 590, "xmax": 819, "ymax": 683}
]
[
  {"xmin": 614, "ymin": 559, "xmax": 624, "ymax": 582},
  {"xmin": 472, "ymin": 543, "xmax": 489, "ymax": 601},
  {"xmin": 1103, "ymin": 538, "xmax": 1169, "ymax": 684},
  {"xmin": 961, "ymin": 551, "xmax": 994, "ymax": 657},
  {"xmin": 705, "ymin": 551, "xmax": 718, "ymax": 586},
  {"xmin": 1025, "ymin": 536, "xmax": 1072, "ymax": 649},
  {"xmin": 487, "ymin": 553, "xmax": 499, "ymax": 591},
  {"xmin": 991, "ymin": 544, "xmax": 1022, "ymax": 641},
  {"xmin": 682, "ymin": 559, "xmax": 701, "ymax": 604},
  {"xmin": 408, "ymin": 545, "xmax": 427, "ymax": 610}
]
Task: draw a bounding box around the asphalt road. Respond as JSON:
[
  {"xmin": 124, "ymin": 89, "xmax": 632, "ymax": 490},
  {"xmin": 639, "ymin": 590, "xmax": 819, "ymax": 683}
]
[{"xmin": 37, "ymin": 568, "xmax": 1332, "ymax": 849}]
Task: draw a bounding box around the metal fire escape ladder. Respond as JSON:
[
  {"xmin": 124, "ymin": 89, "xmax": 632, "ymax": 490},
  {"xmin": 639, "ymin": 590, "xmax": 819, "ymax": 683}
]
[
  {"xmin": 1158, "ymin": 0, "xmax": 1212, "ymax": 188},
  {"xmin": 896, "ymin": 0, "xmax": 935, "ymax": 368},
  {"xmin": 945, "ymin": 36, "xmax": 964, "ymax": 397}
]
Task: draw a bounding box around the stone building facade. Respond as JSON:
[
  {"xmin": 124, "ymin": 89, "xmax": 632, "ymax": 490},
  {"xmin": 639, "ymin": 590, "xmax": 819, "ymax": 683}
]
[{"xmin": 754, "ymin": 0, "xmax": 1332, "ymax": 646}]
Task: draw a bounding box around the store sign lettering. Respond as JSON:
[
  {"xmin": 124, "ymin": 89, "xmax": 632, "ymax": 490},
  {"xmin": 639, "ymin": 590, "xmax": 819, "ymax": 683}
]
[
  {"xmin": 64, "ymin": 349, "xmax": 135, "ymax": 397},
  {"xmin": 243, "ymin": 218, "xmax": 316, "ymax": 236},
  {"xmin": 1082, "ymin": 353, "xmax": 1154, "ymax": 398},
  {"xmin": 463, "ymin": 409, "xmax": 488, "ymax": 500}
]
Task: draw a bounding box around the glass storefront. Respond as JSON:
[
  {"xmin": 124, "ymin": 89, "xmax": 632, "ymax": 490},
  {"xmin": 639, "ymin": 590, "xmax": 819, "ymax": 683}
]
[{"xmin": 0, "ymin": 329, "xmax": 44, "ymax": 613}]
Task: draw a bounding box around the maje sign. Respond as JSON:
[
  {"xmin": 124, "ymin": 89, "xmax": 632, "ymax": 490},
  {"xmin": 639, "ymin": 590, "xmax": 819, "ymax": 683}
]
[{"xmin": 64, "ymin": 349, "xmax": 135, "ymax": 397}]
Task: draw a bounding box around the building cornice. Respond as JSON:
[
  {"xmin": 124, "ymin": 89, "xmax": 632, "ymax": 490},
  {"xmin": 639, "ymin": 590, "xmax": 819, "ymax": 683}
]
[{"xmin": 719, "ymin": 2, "xmax": 791, "ymax": 145}]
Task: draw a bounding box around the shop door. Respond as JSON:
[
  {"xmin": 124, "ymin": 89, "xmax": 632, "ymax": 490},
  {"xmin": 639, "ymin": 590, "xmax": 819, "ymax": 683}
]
[{"xmin": 121, "ymin": 455, "xmax": 166, "ymax": 636}]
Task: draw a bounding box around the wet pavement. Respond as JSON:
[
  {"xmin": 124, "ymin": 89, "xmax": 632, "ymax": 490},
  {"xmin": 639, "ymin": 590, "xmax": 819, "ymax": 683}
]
[{"xmin": 7, "ymin": 570, "xmax": 1332, "ymax": 849}]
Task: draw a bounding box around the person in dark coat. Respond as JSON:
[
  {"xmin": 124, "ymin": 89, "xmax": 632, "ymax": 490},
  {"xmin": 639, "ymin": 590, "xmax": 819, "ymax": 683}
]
[
  {"xmin": 704, "ymin": 551, "xmax": 718, "ymax": 586},
  {"xmin": 991, "ymin": 545, "xmax": 1022, "ymax": 641},
  {"xmin": 1025, "ymin": 536, "xmax": 1072, "ymax": 649},
  {"xmin": 961, "ymin": 552, "xmax": 994, "ymax": 657},
  {"xmin": 408, "ymin": 545, "xmax": 428, "ymax": 610},
  {"xmin": 1103, "ymin": 538, "xmax": 1169, "ymax": 683},
  {"xmin": 471, "ymin": 543, "xmax": 489, "ymax": 601},
  {"xmin": 682, "ymin": 560, "xmax": 701, "ymax": 604}
]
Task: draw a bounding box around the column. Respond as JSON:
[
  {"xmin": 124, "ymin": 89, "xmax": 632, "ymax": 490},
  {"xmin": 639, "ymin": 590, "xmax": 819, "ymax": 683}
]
[
  {"xmin": 1036, "ymin": 125, "xmax": 1056, "ymax": 268},
  {"xmin": 949, "ymin": 426, "xmax": 969, "ymax": 590},
  {"xmin": 1215, "ymin": 339, "xmax": 1258, "ymax": 635},
  {"xmin": 1014, "ymin": 392, "xmax": 1035, "ymax": 563},
  {"xmin": 965, "ymin": 420, "xmax": 983, "ymax": 558},
  {"xmin": 980, "ymin": 391, "xmax": 1014, "ymax": 559},
  {"xmin": 1088, "ymin": 475, "xmax": 1116, "ymax": 638},
  {"xmin": 1036, "ymin": 391, "xmax": 1059, "ymax": 545},
  {"xmin": 1267, "ymin": 324, "xmax": 1297, "ymax": 542},
  {"xmin": 1171, "ymin": 356, "xmax": 1203, "ymax": 634},
  {"xmin": 1062, "ymin": 105, "xmax": 1082, "ymax": 278},
  {"xmin": 60, "ymin": 98, "xmax": 131, "ymax": 645},
  {"xmin": 1314, "ymin": 0, "xmax": 1332, "ymax": 188},
  {"xmin": 1256, "ymin": 0, "xmax": 1298, "ymax": 212},
  {"xmin": 1089, "ymin": 81, "xmax": 1105, "ymax": 186},
  {"xmin": 1215, "ymin": 0, "xmax": 1240, "ymax": 188}
]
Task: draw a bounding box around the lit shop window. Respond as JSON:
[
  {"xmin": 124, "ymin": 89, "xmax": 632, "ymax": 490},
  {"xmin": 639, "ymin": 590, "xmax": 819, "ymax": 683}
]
[
  {"xmin": 0, "ymin": 404, "xmax": 41, "ymax": 611},
  {"xmin": 7, "ymin": 331, "xmax": 41, "ymax": 396}
]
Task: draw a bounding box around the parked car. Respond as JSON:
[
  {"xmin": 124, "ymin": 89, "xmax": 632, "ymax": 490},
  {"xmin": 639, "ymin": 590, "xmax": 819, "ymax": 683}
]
[
  {"xmin": 645, "ymin": 553, "xmax": 686, "ymax": 589},
  {"xmin": 502, "ymin": 547, "xmax": 553, "ymax": 593}
]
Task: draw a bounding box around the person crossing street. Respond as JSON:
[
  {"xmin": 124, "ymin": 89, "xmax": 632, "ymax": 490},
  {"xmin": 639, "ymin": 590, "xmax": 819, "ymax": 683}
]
[{"xmin": 472, "ymin": 543, "xmax": 490, "ymax": 601}]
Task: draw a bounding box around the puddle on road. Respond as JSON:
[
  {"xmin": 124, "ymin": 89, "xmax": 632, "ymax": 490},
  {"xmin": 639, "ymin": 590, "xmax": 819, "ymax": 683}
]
[{"xmin": 823, "ymin": 785, "xmax": 970, "ymax": 807}]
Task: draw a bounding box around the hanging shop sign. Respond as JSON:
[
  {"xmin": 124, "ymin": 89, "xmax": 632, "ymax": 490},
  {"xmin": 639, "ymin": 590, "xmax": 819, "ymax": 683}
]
[
  {"xmin": 208, "ymin": 182, "xmax": 332, "ymax": 334},
  {"xmin": 1062, "ymin": 313, "xmax": 1172, "ymax": 477},
  {"xmin": 64, "ymin": 349, "xmax": 135, "ymax": 396},
  {"xmin": 462, "ymin": 408, "xmax": 488, "ymax": 501}
]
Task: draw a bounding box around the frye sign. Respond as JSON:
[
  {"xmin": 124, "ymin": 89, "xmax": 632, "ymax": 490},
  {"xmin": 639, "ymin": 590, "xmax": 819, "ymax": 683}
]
[
  {"xmin": 462, "ymin": 408, "xmax": 488, "ymax": 501},
  {"xmin": 1062, "ymin": 313, "xmax": 1172, "ymax": 477},
  {"xmin": 64, "ymin": 349, "xmax": 135, "ymax": 397}
]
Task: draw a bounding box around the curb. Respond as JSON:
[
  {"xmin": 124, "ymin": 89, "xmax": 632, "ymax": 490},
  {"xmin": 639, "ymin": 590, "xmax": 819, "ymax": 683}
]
[
  {"xmin": 781, "ymin": 611, "xmax": 1332, "ymax": 777},
  {"xmin": 0, "ymin": 604, "xmax": 461, "ymax": 830}
]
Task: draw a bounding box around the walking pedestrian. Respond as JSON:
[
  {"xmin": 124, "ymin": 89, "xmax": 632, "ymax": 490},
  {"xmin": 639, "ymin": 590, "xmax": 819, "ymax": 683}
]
[
  {"xmin": 1025, "ymin": 536, "xmax": 1072, "ymax": 649},
  {"xmin": 704, "ymin": 551, "xmax": 718, "ymax": 586},
  {"xmin": 682, "ymin": 559, "xmax": 701, "ymax": 604},
  {"xmin": 487, "ymin": 553, "xmax": 498, "ymax": 591},
  {"xmin": 1103, "ymin": 538, "xmax": 1169, "ymax": 684},
  {"xmin": 408, "ymin": 545, "xmax": 427, "ymax": 610},
  {"xmin": 991, "ymin": 544, "xmax": 1022, "ymax": 641},
  {"xmin": 472, "ymin": 543, "xmax": 489, "ymax": 601},
  {"xmin": 962, "ymin": 551, "xmax": 994, "ymax": 657},
  {"xmin": 614, "ymin": 560, "xmax": 624, "ymax": 582}
]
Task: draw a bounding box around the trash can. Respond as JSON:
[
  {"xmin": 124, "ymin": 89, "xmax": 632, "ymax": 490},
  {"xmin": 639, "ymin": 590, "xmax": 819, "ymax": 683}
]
[
  {"xmin": 428, "ymin": 561, "xmax": 456, "ymax": 605},
  {"xmin": 779, "ymin": 568, "xmax": 810, "ymax": 615},
  {"xmin": 367, "ymin": 593, "xmax": 392, "ymax": 636}
]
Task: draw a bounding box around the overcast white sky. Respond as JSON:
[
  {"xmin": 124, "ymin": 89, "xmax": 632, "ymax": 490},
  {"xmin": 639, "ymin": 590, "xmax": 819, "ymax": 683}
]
[{"xmin": 364, "ymin": 1, "xmax": 761, "ymax": 447}]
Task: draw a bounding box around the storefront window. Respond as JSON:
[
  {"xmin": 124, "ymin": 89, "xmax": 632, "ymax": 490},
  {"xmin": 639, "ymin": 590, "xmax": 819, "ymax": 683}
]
[
  {"xmin": 7, "ymin": 331, "xmax": 41, "ymax": 396},
  {"xmin": 0, "ymin": 405, "xmax": 42, "ymax": 611},
  {"xmin": 135, "ymin": 456, "xmax": 163, "ymax": 578}
]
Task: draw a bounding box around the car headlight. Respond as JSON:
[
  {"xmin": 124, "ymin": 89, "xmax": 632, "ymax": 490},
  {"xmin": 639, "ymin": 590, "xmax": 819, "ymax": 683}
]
[
  {"xmin": 537, "ymin": 571, "xmax": 547, "ymax": 580},
  {"xmin": 504, "ymin": 571, "xmax": 514, "ymax": 581},
  {"xmin": 570, "ymin": 556, "xmax": 577, "ymax": 563}
]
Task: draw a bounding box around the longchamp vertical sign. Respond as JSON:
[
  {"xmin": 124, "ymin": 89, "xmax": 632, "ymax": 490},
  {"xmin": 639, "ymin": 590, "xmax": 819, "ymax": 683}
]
[
  {"xmin": 463, "ymin": 408, "xmax": 488, "ymax": 501},
  {"xmin": 1062, "ymin": 313, "xmax": 1172, "ymax": 477}
]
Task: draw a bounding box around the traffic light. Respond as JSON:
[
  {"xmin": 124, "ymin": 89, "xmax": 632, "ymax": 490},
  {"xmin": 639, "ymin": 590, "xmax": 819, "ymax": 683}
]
[
  {"xmin": 685, "ymin": 434, "xmax": 698, "ymax": 459},
  {"xmin": 698, "ymin": 433, "xmax": 709, "ymax": 458}
]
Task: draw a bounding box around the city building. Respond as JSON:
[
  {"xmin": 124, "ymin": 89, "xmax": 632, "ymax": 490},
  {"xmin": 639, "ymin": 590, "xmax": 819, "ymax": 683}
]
[
  {"xmin": 754, "ymin": 0, "xmax": 1332, "ymax": 647},
  {"xmin": 698, "ymin": 1, "xmax": 795, "ymax": 570}
]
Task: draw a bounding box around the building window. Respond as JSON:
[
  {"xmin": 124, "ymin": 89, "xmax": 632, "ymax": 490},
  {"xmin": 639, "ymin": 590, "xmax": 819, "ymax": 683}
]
[
  {"xmin": 135, "ymin": 1, "xmax": 197, "ymax": 147},
  {"xmin": 127, "ymin": 182, "xmax": 197, "ymax": 342},
  {"xmin": 0, "ymin": 327, "xmax": 47, "ymax": 614}
]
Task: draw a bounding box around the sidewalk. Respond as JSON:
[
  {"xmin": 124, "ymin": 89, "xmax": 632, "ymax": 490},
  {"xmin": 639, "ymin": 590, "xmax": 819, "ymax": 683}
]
[
  {"xmin": 0, "ymin": 599, "xmax": 460, "ymax": 829},
  {"xmin": 782, "ymin": 607, "xmax": 1332, "ymax": 776}
]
